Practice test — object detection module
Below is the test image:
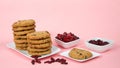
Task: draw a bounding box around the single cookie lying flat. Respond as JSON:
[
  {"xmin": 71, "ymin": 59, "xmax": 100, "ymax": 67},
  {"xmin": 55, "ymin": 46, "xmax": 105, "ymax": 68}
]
[{"xmin": 69, "ymin": 48, "xmax": 92, "ymax": 60}]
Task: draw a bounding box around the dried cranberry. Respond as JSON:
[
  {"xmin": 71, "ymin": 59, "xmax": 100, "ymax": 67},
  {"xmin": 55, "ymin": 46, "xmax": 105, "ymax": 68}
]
[
  {"xmin": 61, "ymin": 62, "xmax": 68, "ymax": 64},
  {"xmin": 44, "ymin": 61, "xmax": 52, "ymax": 64},
  {"xmin": 44, "ymin": 57, "xmax": 68, "ymax": 65},
  {"xmin": 60, "ymin": 58, "xmax": 66, "ymax": 62},
  {"xmin": 69, "ymin": 32, "xmax": 74, "ymax": 36},
  {"xmin": 63, "ymin": 32, "xmax": 67, "ymax": 36},
  {"xmin": 36, "ymin": 59, "xmax": 41, "ymax": 64},
  {"xmin": 56, "ymin": 58, "xmax": 61, "ymax": 62},
  {"xmin": 51, "ymin": 57, "xmax": 55, "ymax": 62},
  {"xmin": 31, "ymin": 55, "xmax": 41, "ymax": 65},
  {"xmin": 58, "ymin": 58, "xmax": 68, "ymax": 65},
  {"xmin": 89, "ymin": 39, "xmax": 109, "ymax": 46},
  {"xmin": 103, "ymin": 42, "xmax": 109, "ymax": 45},
  {"xmin": 31, "ymin": 55, "xmax": 41, "ymax": 59},
  {"xmin": 56, "ymin": 32, "xmax": 79, "ymax": 42},
  {"xmin": 31, "ymin": 60, "xmax": 35, "ymax": 65},
  {"xmin": 63, "ymin": 62, "xmax": 68, "ymax": 64}
]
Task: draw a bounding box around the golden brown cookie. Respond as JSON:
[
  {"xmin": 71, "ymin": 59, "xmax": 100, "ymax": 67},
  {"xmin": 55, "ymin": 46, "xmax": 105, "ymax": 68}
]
[
  {"xmin": 27, "ymin": 31, "xmax": 50, "ymax": 40},
  {"xmin": 82, "ymin": 50, "xmax": 93, "ymax": 59},
  {"xmin": 13, "ymin": 25, "xmax": 35, "ymax": 32},
  {"xmin": 16, "ymin": 46, "xmax": 27, "ymax": 50},
  {"xmin": 14, "ymin": 39, "xmax": 27, "ymax": 44},
  {"xmin": 28, "ymin": 49, "xmax": 51, "ymax": 56},
  {"xmin": 69, "ymin": 48, "xmax": 92, "ymax": 60},
  {"xmin": 15, "ymin": 43, "xmax": 27, "ymax": 47},
  {"xmin": 27, "ymin": 38, "xmax": 51, "ymax": 44},
  {"xmin": 14, "ymin": 35, "xmax": 27, "ymax": 39},
  {"xmin": 12, "ymin": 19, "xmax": 35, "ymax": 28},
  {"xmin": 28, "ymin": 42, "xmax": 52, "ymax": 49},
  {"xmin": 27, "ymin": 46, "xmax": 51, "ymax": 52},
  {"xmin": 13, "ymin": 29, "xmax": 35, "ymax": 36}
]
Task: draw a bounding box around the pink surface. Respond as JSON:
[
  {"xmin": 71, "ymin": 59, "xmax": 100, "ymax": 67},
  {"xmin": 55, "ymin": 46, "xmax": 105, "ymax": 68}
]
[{"xmin": 0, "ymin": 0, "xmax": 120, "ymax": 68}]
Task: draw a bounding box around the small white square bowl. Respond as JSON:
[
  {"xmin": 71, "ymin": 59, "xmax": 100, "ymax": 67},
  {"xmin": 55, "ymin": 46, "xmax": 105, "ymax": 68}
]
[
  {"xmin": 85, "ymin": 38, "xmax": 114, "ymax": 52},
  {"xmin": 55, "ymin": 38, "xmax": 80, "ymax": 48}
]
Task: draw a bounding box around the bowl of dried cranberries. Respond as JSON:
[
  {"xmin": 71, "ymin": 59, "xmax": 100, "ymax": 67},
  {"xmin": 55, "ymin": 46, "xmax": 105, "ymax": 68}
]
[
  {"xmin": 55, "ymin": 32, "xmax": 80, "ymax": 48},
  {"xmin": 85, "ymin": 38, "xmax": 114, "ymax": 52}
]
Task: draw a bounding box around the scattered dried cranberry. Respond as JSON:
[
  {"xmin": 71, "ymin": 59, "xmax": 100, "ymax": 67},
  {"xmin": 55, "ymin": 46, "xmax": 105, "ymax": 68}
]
[
  {"xmin": 51, "ymin": 57, "xmax": 55, "ymax": 62},
  {"xmin": 31, "ymin": 55, "xmax": 41, "ymax": 65},
  {"xmin": 44, "ymin": 57, "xmax": 55, "ymax": 64},
  {"xmin": 44, "ymin": 61, "xmax": 53, "ymax": 64},
  {"xmin": 64, "ymin": 62, "xmax": 68, "ymax": 64},
  {"xmin": 31, "ymin": 55, "xmax": 41, "ymax": 59},
  {"xmin": 31, "ymin": 60, "xmax": 35, "ymax": 65},
  {"xmin": 44, "ymin": 57, "xmax": 68, "ymax": 65},
  {"xmin": 56, "ymin": 58, "xmax": 61, "ymax": 62},
  {"xmin": 30, "ymin": 56, "xmax": 68, "ymax": 65},
  {"xmin": 35, "ymin": 59, "xmax": 41, "ymax": 64}
]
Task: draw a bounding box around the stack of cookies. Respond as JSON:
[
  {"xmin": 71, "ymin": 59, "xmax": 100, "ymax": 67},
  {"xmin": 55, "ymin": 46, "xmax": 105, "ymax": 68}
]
[
  {"xmin": 12, "ymin": 19, "xmax": 36, "ymax": 50},
  {"xmin": 27, "ymin": 31, "xmax": 52, "ymax": 56}
]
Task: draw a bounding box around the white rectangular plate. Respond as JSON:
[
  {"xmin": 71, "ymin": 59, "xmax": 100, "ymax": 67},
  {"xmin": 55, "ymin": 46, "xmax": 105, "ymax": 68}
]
[
  {"xmin": 7, "ymin": 42, "xmax": 61, "ymax": 59},
  {"xmin": 60, "ymin": 48, "xmax": 101, "ymax": 62}
]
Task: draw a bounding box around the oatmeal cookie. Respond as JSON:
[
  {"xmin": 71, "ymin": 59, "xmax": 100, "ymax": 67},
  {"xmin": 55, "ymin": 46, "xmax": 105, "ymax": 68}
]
[
  {"xmin": 27, "ymin": 38, "xmax": 51, "ymax": 45},
  {"xmin": 15, "ymin": 43, "xmax": 28, "ymax": 48},
  {"xmin": 27, "ymin": 31, "xmax": 50, "ymax": 40},
  {"xmin": 14, "ymin": 39, "xmax": 27, "ymax": 44},
  {"xmin": 13, "ymin": 29, "xmax": 35, "ymax": 36},
  {"xmin": 69, "ymin": 48, "xmax": 92, "ymax": 60},
  {"xmin": 12, "ymin": 19, "xmax": 35, "ymax": 28},
  {"xmin": 13, "ymin": 25, "xmax": 35, "ymax": 32},
  {"xmin": 28, "ymin": 49, "xmax": 51, "ymax": 55},
  {"xmin": 14, "ymin": 35, "xmax": 27, "ymax": 39},
  {"xmin": 28, "ymin": 42, "xmax": 52, "ymax": 49},
  {"xmin": 16, "ymin": 46, "xmax": 27, "ymax": 50},
  {"xmin": 27, "ymin": 46, "xmax": 51, "ymax": 52}
]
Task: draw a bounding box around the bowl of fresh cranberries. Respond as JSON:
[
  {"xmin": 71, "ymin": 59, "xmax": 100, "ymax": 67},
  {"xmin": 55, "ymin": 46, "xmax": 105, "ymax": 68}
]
[
  {"xmin": 55, "ymin": 32, "xmax": 80, "ymax": 48},
  {"xmin": 85, "ymin": 38, "xmax": 114, "ymax": 52}
]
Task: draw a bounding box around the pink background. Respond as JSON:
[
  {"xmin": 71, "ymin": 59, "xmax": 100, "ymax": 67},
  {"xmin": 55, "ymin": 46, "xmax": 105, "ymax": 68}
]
[{"xmin": 0, "ymin": 0, "xmax": 120, "ymax": 68}]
